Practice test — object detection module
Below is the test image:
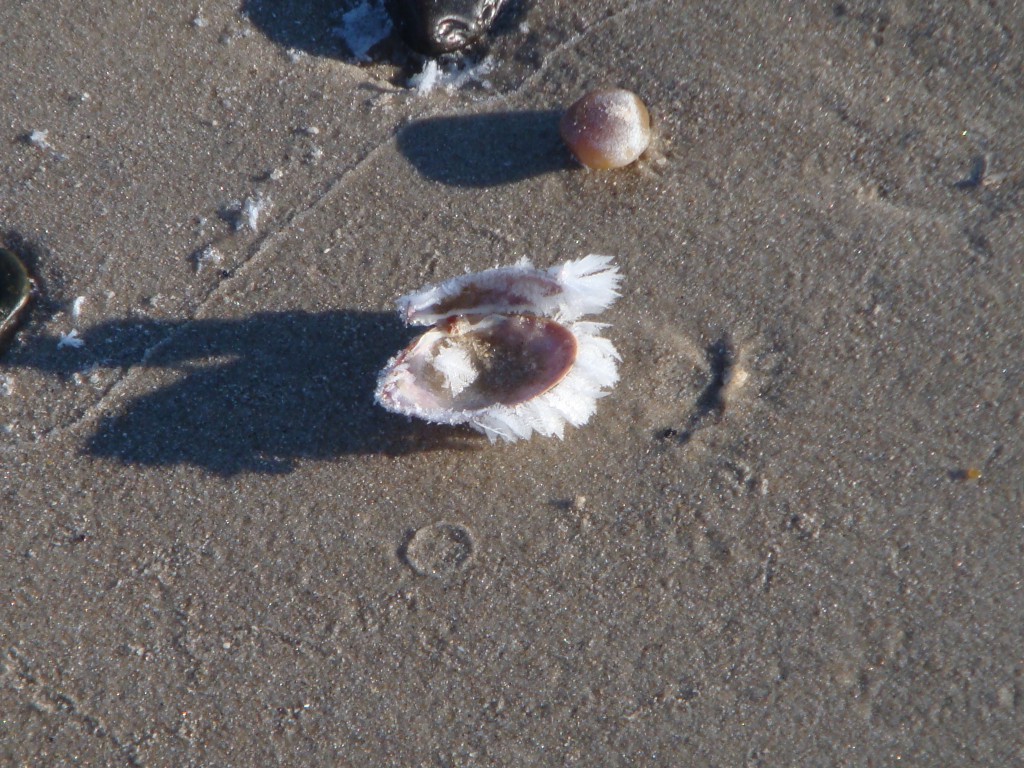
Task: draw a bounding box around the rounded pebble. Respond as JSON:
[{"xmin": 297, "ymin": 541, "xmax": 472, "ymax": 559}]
[
  {"xmin": 560, "ymin": 88, "xmax": 652, "ymax": 170},
  {"xmin": 402, "ymin": 522, "xmax": 475, "ymax": 578}
]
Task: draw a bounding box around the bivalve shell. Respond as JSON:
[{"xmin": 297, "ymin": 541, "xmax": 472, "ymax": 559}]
[{"xmin": 375, "ymin": 256, "xmax": 622, "ymax": 442}]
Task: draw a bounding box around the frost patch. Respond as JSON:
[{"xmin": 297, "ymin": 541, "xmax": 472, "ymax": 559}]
[
  {"xmin": 333, "ymin": 0, "xmax": 393, "ymax": 61},
  {"xmin": 408, "ymin": 56, "xmax": 495, "ymax": 95},
  {"xmin": 57, "ymin": 329, "xmax": 85, "ymax": 350}
]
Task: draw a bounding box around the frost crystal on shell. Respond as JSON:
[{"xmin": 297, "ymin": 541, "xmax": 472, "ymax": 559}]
[
  {"xmin": 398, "ymin": 254, "xmax": 621, "ymax": 326},
  {"xmin": 375, "ymin": 256, "xmax": 622, "ymax": 443}
]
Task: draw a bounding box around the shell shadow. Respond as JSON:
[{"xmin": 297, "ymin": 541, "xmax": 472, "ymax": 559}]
[
  {"xmin": 397, "ymin": 110, "xmax": 568, "ymax": 187},
  {"xmin": 13, "ymin": 310, "xmax": 484, "ymax": 475}
]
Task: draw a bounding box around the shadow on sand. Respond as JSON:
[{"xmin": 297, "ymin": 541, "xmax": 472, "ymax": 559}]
[
  {"xmin": 243, "ymin": 0, "xmax": 531, "ymax": 62},
  {"xmin": 243, "ymin": 0, "xmax": 366, "ymax": 60},
  {"xmin": 397, "ymin": 110, "xmax": 568, "ymax": 187},
  {"xmin": 13, "ymin": 310, "xmax": 483, "ymax": 475}
]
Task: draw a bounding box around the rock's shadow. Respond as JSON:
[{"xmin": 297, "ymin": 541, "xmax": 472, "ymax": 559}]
[
  {"xmin": 243, "ymin": 0, "xmax": 372, "ymax": 59},
  {"xmin": 243, "ymin": 0, "xmax": 531, "ymax": 62},
  {"xmin": 397, "ymin": 110, "xmax": 568, "ymax": 187},
  {"xmin": 15, "ymin": 311, "xmax": 482, "ymax": 475}
]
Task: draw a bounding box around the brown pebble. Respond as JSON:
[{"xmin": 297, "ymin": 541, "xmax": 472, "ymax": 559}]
[{"xmin": 560, "ymin": 88, "xmax": 652, "ymax": 170}]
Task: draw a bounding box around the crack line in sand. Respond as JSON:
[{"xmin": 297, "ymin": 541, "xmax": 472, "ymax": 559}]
[
  {"xmin": 23, "ymin": 129, "xmax": 403, "ymax": 449},
  {"xmin": 21, "ymin": 1, "xmax": 660, "ymax": 450},
  {"xmin": 28, "ymin": 86, "xmax": 459, "ymax": 448},
  {"xmin": 484, "ymin": 0, "xmax": 661, "ymax": 106}
]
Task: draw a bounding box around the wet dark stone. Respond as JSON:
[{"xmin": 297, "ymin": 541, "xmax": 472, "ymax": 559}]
[{"xmin": 387, "ymin": 0, "xmax": 509, "ymax": 54}]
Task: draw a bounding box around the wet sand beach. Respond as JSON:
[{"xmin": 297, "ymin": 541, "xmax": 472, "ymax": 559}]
[{"xmin": 1, "ymin": 1, "xmax": 1022, "ymax": 764}]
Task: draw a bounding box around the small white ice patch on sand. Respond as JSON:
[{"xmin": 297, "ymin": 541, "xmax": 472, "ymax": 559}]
[
  {"xmin": 227, "ymin": 196, "xmax": 271, "ymax": 233},
  {"xmin": 408, "ymin": 57, "xmax": 495, "ymax": 95},
  {"xmin": 27, "ymin": 130, "xmax": 53, "ymax": 150},
  {"xmin": 25, "ymin": 129, "xmax": 67, "ymax": 160},
  {"xmin": 409, "ymin": 60, "xmax": 442, "ymax": 94},
  {"xmin": 334, "ymin": 0, "xmax": 392, "ymax": 61},
  {"xmin": 58, "ymin": 330, "xmax": 85, "ymax": 349},
  {"xmin": 192, "ymin": 244, "xmax": 223, "ymax": 273}
]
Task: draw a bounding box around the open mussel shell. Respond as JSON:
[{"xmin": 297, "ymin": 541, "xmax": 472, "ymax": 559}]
[
  {"xmin": 377, "ymin": 314, "xmax": 578, "ymax": 419},
  {"xmin": 0, "ymin": 246, "xmax": 33, "ymax": 351},
  {"xmin": 376, "ymin": 255, "xmax": 623, "ymax": 442}
]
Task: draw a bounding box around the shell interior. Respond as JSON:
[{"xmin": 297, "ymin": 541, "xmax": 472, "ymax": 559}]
[
  {"xmin": 399, "ymin": 266, "xmax": 564, "ymax": 326},
  {"xmin": 380, "ymin": 314, "xmax": 578, "ymax": 416},
  {"xmin": 422, "ymin": 274, "xmax": 560, "ymax": 321},
  {"xmin": 398, "ymin": 255, "xmax": 621, "ymax": 326}
]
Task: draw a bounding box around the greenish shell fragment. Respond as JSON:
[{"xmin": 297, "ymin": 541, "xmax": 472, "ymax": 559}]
[{"xmin": 0, "ymin": 246, "xmax": 33, "ymax": 350}]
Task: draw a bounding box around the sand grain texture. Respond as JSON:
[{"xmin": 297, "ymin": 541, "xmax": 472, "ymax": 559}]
[{"xmin": 1, "ymin": 1, "xmax": 1022, "ymax": 765}]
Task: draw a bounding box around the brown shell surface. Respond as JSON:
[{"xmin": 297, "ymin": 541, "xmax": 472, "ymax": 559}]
[
  {"xmin": 425, "ymin": 274, "xmax": 562, "ymax": 320},
  {"xmin": 391, "ymin": 314, "xmax": 578, "ymax": 414},
  {"xmin": 560, "ymin": 88, "xmax": 651, "ymax": 170},
  {"xmin": 464, "ymin": 315, "xmax": 577, "ymax": 407}
]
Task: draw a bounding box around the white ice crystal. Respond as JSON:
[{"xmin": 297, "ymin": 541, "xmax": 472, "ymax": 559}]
[
  {"xmin": 334, "ymin": 0, "xmax": 392, "ymax": 61},
  {"xmin": 430, "ymin": 342, "xmax": 478, "ymax": 397},
  {"xmin": 408, "ymin": 60, "xmax": 443, "ymax": 94},
  {"xmin": 375, "ymin": 256, "xmax": 622, "ymax": 443},
  {"xmin": 57, "ymin": 329, "xmax": 85, "ymax": 349},
  {"xmin": 408, "ymin": 56, "xmax": 495, "ymax": 95},
  {"xmin": 241, "ymin": 195, "xmax": 270, "ymax": 232},
  {"xmin": 398, "ymin": 254, "xmax": 621, "ymax": 325},
  {"xmin": 27, "ymin": 130, "xmax": 52, "ymax": 150}
]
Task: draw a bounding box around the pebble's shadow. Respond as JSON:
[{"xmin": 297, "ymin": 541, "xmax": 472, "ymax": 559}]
[
  {"xmin": 16, "ymin": 311, "xmax": 482, "ymax": 475},
  {"xmin": 398, "ymin": 110, "xmax": 567, "ymax": 187}
]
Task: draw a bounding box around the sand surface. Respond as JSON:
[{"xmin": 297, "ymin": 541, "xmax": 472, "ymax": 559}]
[{"xmin": 2, "ymin": 1, "xmax": 1022, "ymax": 764}]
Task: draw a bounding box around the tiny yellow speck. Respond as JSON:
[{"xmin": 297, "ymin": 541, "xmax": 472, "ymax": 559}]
[{"xmin": 953, "ymin": 467, "xmax": 982, "ymax": 481}]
